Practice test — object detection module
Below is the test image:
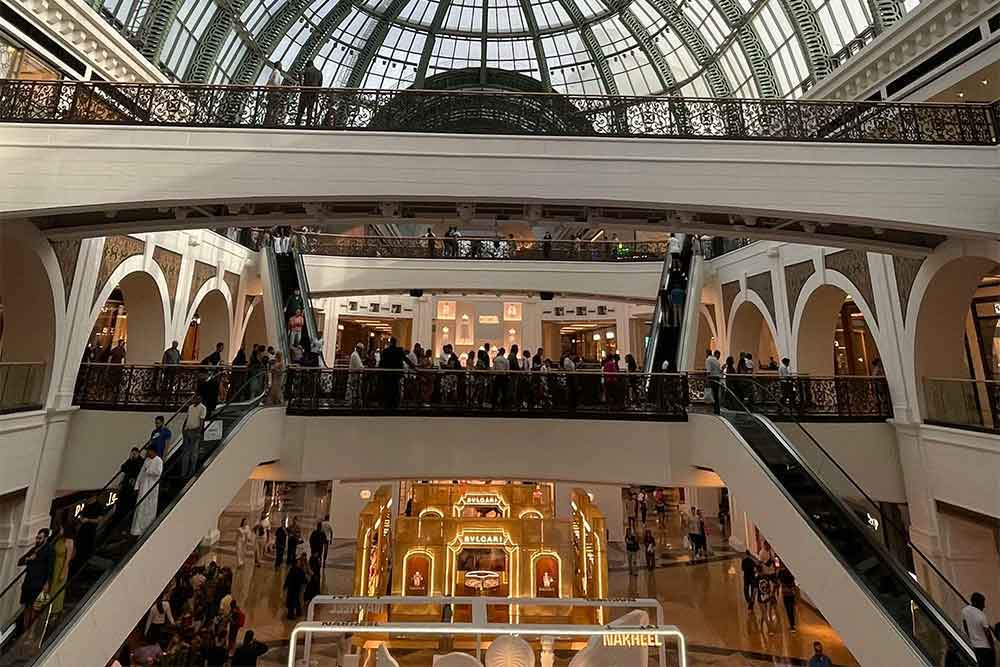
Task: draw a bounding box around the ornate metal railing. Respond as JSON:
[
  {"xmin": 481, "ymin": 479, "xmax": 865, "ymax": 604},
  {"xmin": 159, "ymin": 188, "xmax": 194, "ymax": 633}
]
[
  {"xmin": 0, "ymin": 362, "xmax": 46, "ymax": 414},
  {"xmin": 71, "ymin": 363, "xmax": 255, "ymax": 410},
  {"xmin": 700, "ymin": 237, "xmax": 756, "ymax": 259},
  {"xmin": 689, "ymin": 372, "xmax": 892, "ymax": 420},
  {"xmin": 1, "ymin": 79, "xmax": 997, "ymax": 145},
  {"xmin": 298, "ymin": 232, "xmax": 668, "ymax": 262},
  {"xmin": 923, "ymin": 377, "xmax": 1000, "ymax": 433},
  {"xmin": 284, "ymin": 367, "xmax": 688, "ymax": 420}
]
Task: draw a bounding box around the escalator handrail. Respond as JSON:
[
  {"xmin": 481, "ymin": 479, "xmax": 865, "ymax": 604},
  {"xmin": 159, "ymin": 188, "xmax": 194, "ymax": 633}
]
[
  {"xmin": 716, "ymin": 374, "xmax": 967, "ymax": 605},
  {"xmin": 0, "ymin": 367, "xmax": 223, "ymax": 625},
  {"xmin": 262, "ymin": 245, "xmax": 290, "ymax": 362},
  {"xmin": 290, "ymin": 247, "xmax": 327, "ymax": 368},
  {"xmin": 712, "ymin": 379, "xmax": 975, "ymax": 663},
  {"xmin": 6, "ymin": 369, "xmax": 269, "ymax": 664}
]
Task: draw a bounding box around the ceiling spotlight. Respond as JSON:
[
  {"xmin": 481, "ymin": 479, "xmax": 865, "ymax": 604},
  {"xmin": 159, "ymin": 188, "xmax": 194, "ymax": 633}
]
[
  {"xmin": 982, "ymin": 79, "xmax": 989, "ymax": 86},
  {"xmin": 957, "ymin": 91, "xmax": 965, "ymax": 98}
]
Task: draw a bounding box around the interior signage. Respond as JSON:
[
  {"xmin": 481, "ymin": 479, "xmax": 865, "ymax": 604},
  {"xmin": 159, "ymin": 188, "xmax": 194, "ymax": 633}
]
[
  {"xmin": 463, "ymin": 494, "xmax": 502, "ymax": 506},
  {"xmin": 462, "ymin": 533, "xmax": 505, "ymax": 545},
  {"xmin": 601, "ymin": 633, "xmax": 664, "ymax": 648}
]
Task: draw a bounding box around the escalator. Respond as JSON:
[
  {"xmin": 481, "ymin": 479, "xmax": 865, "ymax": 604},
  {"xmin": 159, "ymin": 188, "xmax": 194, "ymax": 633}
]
[
  {"xmin": 263, "ymin": 244, "xmax": 325, "ymax": 366},
  {"xmin": 707, "ymin": 380, "xmax": 976, "ymax": 667},
  {"xmin": 0, "ymin": 372, "xmax": 271, "ymax": 667},
  {"xmin": 643, "ymin": 234, "xmax": 700, "ymax": 374}
]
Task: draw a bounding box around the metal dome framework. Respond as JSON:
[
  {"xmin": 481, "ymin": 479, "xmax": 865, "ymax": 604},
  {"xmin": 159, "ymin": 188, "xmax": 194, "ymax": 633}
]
[{"xmin": 98, "ymin": 0, "xmax": 913, "ymax": 98}]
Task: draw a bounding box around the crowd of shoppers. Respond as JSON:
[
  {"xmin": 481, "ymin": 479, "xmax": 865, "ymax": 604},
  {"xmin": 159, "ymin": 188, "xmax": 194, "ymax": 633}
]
[{"xmin": 109, "ymin": 560, "xmax": 267, "ymax": 666}]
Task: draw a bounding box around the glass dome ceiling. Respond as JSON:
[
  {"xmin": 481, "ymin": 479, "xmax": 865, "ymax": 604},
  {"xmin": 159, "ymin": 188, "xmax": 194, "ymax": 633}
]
[{"xmin": 99, "ymin": 0, "xmax": 918, "ymax": 97}]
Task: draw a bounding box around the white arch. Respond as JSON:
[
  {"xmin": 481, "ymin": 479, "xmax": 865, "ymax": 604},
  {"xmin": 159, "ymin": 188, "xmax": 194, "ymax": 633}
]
[
  {"xmin": 182, "ymin": 280, "xmax": 235, "ymax": 348},
  {"xmin": 699, "ymin": 303, "xmax": 719, "ymax": 342},
  {"xmin": 791, "ymin": 268, "xmax": 885, "ymax": 375},
  {"xmin": 726, "ymin": 290, "xmax": 781, "ymax": 359},
  {"xmin": 85, "ymin": 255, "xmax": 172, "ymax": 364},
  {"xmin": 2, "ymin": 223, "xmax": 67, "ymax": 407}
]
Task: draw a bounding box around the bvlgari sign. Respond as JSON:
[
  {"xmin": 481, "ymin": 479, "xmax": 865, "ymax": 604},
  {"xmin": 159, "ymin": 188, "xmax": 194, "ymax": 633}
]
[
  {"xmin": 463, "ymin": 494, "xmax": 502, "ymax": 506},
  {"xmin": 461, "ymin": 533, "xmax": 505, "ymax": 545}
]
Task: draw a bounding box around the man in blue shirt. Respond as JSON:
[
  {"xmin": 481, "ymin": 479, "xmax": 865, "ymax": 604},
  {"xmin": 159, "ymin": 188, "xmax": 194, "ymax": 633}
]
[
  {"xmin": 808, "ymin": 641, "xmax": 832, "ymax": 667},
  {"xmin": 147, "ymin": 415, "xmax": 171, "ymax": 459}
]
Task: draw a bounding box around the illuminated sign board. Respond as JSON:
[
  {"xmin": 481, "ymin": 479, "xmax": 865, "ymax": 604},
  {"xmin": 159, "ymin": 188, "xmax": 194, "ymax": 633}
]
[
  {"xmin": 601, "ymin": 633, "xmax": 664, "ymax": 647},
  {"xmin": 464, "ymin": 494, "xmax": 502, "ymax": 506},
  {"xmin": 461, "ymin": 533, "xmax": 505, "ymax": 545}
]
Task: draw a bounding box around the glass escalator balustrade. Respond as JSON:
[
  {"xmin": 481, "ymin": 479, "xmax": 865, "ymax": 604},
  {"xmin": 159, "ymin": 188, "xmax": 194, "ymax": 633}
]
[
  {"xmin": 716, "ymin": 380, "xmax": 977, "ymax": 667},
  {"xmin": 0, "ymin": 371, "xmax": 267, "ymax": 666}
]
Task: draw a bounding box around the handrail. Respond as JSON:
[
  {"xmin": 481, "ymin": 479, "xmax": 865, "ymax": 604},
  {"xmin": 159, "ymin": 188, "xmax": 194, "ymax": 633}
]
[
  {"xmin": 0, "ymin": 367, "xmax": 223, "ymax": 637},
  {"xmin": 0, "ymin": 362, "xmax": 45, "ymax": 366},
  {"xmin": 924, "ymin": 376, "xmax": 1000, "ymax": 385},
  {"xmin": 3, "ymin": 369, "xmax": 268, "ymax": 663},
  {"xmin": 714, "ymin": 375, "xmax": 968, "ymax": 607},
  {"xmin": 713, "ymin": 381, "xmax": 975, "ymax": 665},
  {"xmin": 1, "ymin": 79, "xmax": 995, "ymax": 145}
]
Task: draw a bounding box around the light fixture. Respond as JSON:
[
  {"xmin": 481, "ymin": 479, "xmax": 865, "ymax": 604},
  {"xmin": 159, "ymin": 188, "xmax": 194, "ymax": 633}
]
[
  {"xmin": 592, "ymin": 333, "xmax": 601, "ymax": 341},
  {"xmin": 359, "ymin": 489, "xmax": 372, "ymax": 500},
  {"xmin": 508, "ymin": 328, "xmax": 516, "ymax": 335},
  {"xmin": 982, "ymin": 79, "xmax": 989, "ymax": 86},
  {"xmin": 337, "ymin": 324, "xmax": 344, "ymax": 330},
  {"xmin": 369, "ymin": 332, "xmax": 375, "ymax": 337},
  {"xmin": 442, "ymin": 326, "xmax": 449, "ymax": 333},
  {"xmin": 957, "ymin": 91, "xmax": 965, "ymax": 98},
  {"xmin": 192, "ymin": 313, "xmax": 201, "ymax": 326},
  {"xmin": 605, "ymin": 331, "xmax": 615, "ymax": 339}
]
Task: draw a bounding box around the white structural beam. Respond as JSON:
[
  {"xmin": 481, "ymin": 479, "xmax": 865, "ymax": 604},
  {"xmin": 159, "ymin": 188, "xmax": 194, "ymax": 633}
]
[{"xmin": 0, "ymin": 124, "xmax": 997, "ymax": 239}]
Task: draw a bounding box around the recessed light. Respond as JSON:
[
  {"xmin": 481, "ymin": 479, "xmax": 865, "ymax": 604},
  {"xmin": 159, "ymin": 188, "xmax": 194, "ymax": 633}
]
[
  {"xmin": 957, "ymin": 91, "xmax": 965, "ymax": 98},
  {"xmin": 982, "ymin": 79, "xmax": 990, "ymax": 86}
]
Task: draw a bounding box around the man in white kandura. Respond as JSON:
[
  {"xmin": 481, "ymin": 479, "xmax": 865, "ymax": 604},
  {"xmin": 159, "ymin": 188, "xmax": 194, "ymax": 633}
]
[{"xmin": 131, "ymin": 448, "xmax": 163, "ymax": 536}]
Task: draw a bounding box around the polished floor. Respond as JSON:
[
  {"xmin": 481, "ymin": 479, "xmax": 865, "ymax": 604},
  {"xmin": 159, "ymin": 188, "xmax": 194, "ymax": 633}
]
[{"xmin": 201, "ymin": 513, "xmax": 858, "ymax": 667}]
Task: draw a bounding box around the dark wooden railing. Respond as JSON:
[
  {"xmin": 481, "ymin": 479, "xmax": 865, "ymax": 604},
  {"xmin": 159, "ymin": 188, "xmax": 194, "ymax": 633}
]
[
  {"xmin": 297, "ymin": 232, "xmax": 668, "ymax": 262},
  {"xmin": 688, "ymin": 372, "xmax": 893, "ymax": 421},
  {"xmin": 72, "ymin": 363, "xmax": 257, "ymax": 410},
  {"xmin": 284, "ymin": 367, "xmax": 688, "ymax": 420},
  {"xmin": 1, "ymin": 79, "xmax": 996, "ymax": 145}
]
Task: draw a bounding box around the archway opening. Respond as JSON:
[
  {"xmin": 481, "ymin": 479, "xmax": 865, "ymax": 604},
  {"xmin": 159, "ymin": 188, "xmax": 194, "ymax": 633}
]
[
  {"xmin": 692, "ymin": 310, "xmax": 716, "ymax": 369},
  {"xmin": 797, "ymin": 285, "xmax": 880, "ymax": 375},
  {"xmin": 0, "ymin": 234, "xmax": 56, "ymax": 406},
  {"xmin": 241, "ymin": 302, "xmax": 267, "ymax": 352},
  {"xmin": 88, "ymin": 271, "xmax": 166, "ymax": 364},
  {"xmin": 182, "ymin": 290, "xmax": 230, "ymax": 362},
  {"xmin": 915, "ymin": 257, "xmax": 1000, "ymax": 428},
  {"xmin": 729, "ymin": 301, "xmax": 778, "ymax": 369}
]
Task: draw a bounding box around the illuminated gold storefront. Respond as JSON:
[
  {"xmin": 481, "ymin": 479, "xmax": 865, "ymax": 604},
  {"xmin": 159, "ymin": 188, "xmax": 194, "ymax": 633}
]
[{"xmin": 354, "ymin": 483, "xmax": 607, "ymax": 624}]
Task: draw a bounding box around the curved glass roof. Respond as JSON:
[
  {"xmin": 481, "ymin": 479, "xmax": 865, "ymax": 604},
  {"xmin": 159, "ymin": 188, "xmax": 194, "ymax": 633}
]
[{"xmin": 99, "ymin": 0, "xmax": 918, "ymax": 97}]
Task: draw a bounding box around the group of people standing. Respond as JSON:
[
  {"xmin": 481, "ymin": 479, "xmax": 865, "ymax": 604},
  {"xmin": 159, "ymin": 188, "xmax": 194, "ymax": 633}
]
[{"xmin": 264, "ymin": 513, "xmax": 331, "ymax": 620}]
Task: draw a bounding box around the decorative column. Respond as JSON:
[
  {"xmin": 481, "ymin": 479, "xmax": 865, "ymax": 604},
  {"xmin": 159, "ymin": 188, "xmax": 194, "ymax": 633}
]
[
  {"xmin": 540, "ymin": 638, "xmax": 555, "ymax": 667},
  {"xmin": 321, "ymin": 297, "xmax": 339, "ymax": 360},
  {"xmin": 521, "ymin": 301, "xmax": 543, "ymax": 354},
  {"xmin": 412, "ymin": 297, "xmax": 434, "ymax": 351}
]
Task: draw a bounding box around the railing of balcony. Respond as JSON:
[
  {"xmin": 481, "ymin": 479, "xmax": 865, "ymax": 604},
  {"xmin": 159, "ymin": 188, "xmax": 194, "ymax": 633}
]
[
  {"xmin": 923, "ymin": 377, "xmax": 1000, "ymax": 433},
  {"xmin": 0, "ymin": 362, "xmax": 45, "ymax": 414},
  {"xmin": 298, "ymin": 232, "xmax": 668, "ymax": 262},
  {"xmin": 688, "ymin": 372, "xmax": 892, "ymax": 421},
  {"xmin": 1, "ymin": 79, "xmax": 997, "ymax": 145},
  {"xmin": 284, "ymin": 367, "xmax": 688, "ymax": 420},
  {"xmin": 72, "ymin": 363, "xmax": 262, "ymax": 410},
  {"xmin": 700, "ymin": 237, "xmax": 756, "ymax": 259}
]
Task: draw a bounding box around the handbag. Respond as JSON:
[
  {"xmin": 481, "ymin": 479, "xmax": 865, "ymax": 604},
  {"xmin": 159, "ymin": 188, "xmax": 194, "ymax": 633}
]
[{"xmin": 33, "ymin": 591, "xmax": 50, "ymax": 611}]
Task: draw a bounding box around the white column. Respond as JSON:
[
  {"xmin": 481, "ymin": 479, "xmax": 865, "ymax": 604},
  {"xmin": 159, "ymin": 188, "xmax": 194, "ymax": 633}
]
[
  {"xmin": 521, "ymin": 301, "xmax": 543, "ymax": 354},
  {"xmin": 615, "ymin": 310, "xmax": 631, "ymax": 360},
  {"xmin": 322, "ymin": 297, "xmax": 339, "ymax": 360},
  {"xmin": 412, "ymin": 297, "xmax": 434, "ymax": 349}
]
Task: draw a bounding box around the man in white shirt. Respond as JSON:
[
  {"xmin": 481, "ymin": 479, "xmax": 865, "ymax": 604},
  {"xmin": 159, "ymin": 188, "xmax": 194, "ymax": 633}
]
[
  {"xmin": 349, "ymin": 343, "xmax": 365, "ymax": 370},
  {"xmin": 705, "ymin": 350, "xmax": 722, "ymax": 414},
  {"xmin": 180, "ymin": 394, "xmax": 207, "ymax": 479},
  {"xmin": 562, "ymin": 354, "xmax": 576, "ymax": 371},
  {"xmin": 321, "ymin": 514, "xmax": 334, "ymax": 567},
  {"xmin": 962, "ymin": 592, "xmax": 995, "ymax": 666}
]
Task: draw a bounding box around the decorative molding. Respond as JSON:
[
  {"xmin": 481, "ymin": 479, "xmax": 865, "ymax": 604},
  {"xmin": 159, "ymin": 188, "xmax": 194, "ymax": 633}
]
[
  {"xmin": 803, "ymin": 0, "xmax": 997, "ymax": 100},
  {"xmin": 784, "ymin": 259, "xmax": 815, "ymax": 321},
  {"xmin": 243, "ymin": 294, "xmax": 258, "ymax": 316},
  {"xmin": 94, "ymin": 235, "xmax": 145, "ymax": 304},
  {"xmin": 825, "ymin": 249, "xmax": 877, "ymax": 326},
  {"xmin": 746, "ymin": 271, "xmax": 776, "ymax": 323},
  {"xmin": 188, "ymin": 260, "xmax": 216, "ymax": 310},
  {"xmin": 7, "ymin": 0, "xmax": 169, "ymax": 83},
  {"xmin": 721, "ymin": 280, "xmax": 741, "ymax": 325},
  {"xmin": 703, "ymin": 302, "xmax": 717, "ymax": 333},
  {"xmin": 223, "ymin": 271, "xmax": 241, "ymax": 312},
  {"xmin": 152, "ymin": 246, "xmax": 182, "ymax": 309},
  {"xmin": 49, "ymin": 239, "xmax": 81, "ymax": 306},
  {"xmin": 893, "ymin": 255, "xmax": 925, "ymax": 324}
]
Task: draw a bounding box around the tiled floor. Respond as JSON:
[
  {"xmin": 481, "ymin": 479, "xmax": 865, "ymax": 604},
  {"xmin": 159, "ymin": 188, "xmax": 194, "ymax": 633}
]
[{"xmin": 201, "ymin": 515, "xmax": 858, "ymax": 667}]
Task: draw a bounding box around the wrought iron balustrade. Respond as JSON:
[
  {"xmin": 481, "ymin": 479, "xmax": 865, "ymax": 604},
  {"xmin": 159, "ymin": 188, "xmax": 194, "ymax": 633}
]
[
  {"xmin": 923, "ymin": 377, "xmax": 1000, "ymax": 433},
  {"xmin": 1, "ymin": 78, "xmax": 997, "ymax": 145},
  {"xmin": 284, "ymin": 367, "xmax": 688, "ymax": 420},
  {"xmin": 689, "ymin": 372, "xmax": 892, "ymax": 420},
  {"xmin": 72, "ymin": 363, "xmax": 247, "ymax": 410},
  {"xmin": 297, "ymin": 232, "xmax": 668, "ymax": 262},
  {"xmin": 0, "ymin": 362, "xmax": 45, "ymax": 414}
]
